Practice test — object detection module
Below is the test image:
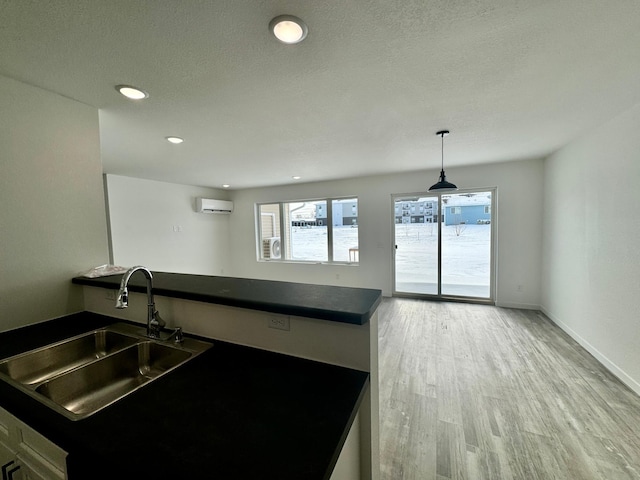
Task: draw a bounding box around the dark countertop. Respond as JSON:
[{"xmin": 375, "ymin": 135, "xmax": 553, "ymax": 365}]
[
  {"xmin": 0, "ymin": 312, "xmax": 369, "ymax": 480},
  {"xmin": 72, "ymin": 272, "xmax": 382, "ymax": 325}
]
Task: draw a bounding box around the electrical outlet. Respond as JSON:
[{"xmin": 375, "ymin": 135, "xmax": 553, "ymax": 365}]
[
  {"xmin": 105, "ymin": 290, "xmax": 116, "ymax": 301},
  {"xmin": 268, "ymin": 316, "xmax": 290, "ymax": 331}
]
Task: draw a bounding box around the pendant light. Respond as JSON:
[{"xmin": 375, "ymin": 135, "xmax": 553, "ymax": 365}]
[{"xmin": 428, "ymin": 130, "xmax": 458, "ymax": 192}]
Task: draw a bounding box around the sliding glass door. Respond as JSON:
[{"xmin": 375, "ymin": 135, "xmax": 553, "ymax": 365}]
[
  {"xmin": 393, "ymin": 189, "xmax": 495, "ymax": 303},
  {"xmin": 393, "ymin": 196, "xmax": 439, "ymax": 295}
]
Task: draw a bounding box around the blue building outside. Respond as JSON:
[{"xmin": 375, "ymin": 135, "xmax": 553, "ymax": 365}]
[{"xmin": 444, "ymin": 204, "xmax": 491, "ymax": 225}]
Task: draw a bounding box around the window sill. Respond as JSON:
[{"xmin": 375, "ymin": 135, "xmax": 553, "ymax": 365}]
[{"xmin": 258, "ymin": 259, "xmax": 359, "ymax": 266}]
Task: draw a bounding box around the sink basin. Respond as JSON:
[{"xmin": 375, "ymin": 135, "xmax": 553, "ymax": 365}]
[
  {"xmin": 35, "ymin": 342, "xmax": 192, "ymax": 418},
  {"xmin": 0, "ymin": 323, "xmax": 212, "ymax": 420},
  {"xmin": 0, "ymin": 330, "xmax": 138, "ymax": 385}
]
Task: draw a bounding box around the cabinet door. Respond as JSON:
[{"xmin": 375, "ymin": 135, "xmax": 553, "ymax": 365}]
[
  {"xmin": 1, "ymin": 440, "xmax": 21, "ymax": 480},
  {"xmin": 15, "ymin": 455, "xmax": 47, "ymax": 480},
  {"xmin": 16, "ymin": 423, "xmax": 66, "ymax": 479},
  {"xmin": 0, "ymin": 453, "xmax": 50, "ymax": 480},
  {"xmin": 0, "ymin": 408, "xmax": 20, "ymax": 480},
  {"xmin": 1, "ymin": 439, "xmax": 15, "ymax": 466},
  {"xmin": 0, "ymin": 407, "xmax": 66, "ymax": 480},
  {"xmin": 13, "ymin": 453, "xmax": 62, "ymax": 480}
]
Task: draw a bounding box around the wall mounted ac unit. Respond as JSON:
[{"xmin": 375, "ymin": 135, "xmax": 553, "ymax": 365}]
[
  {"xmin": 263, "ymin": 237, "xmax": 281, "ymax": 259},
  {"xmin": 196, "ymin": 198, "xmax": 234, "ymax": 214}
]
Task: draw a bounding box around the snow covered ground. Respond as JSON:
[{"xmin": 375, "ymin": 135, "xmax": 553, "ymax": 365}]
[
  {"xmin": 395, "ymin": 223, "xmax": 491, "ymax": 297},
  {"xmin": 289, "ymin": 225, "xmax": 358, "ymax": 263},
  {"xmin": 289, "ymin": 223, "xmax": 491, "ymax": 298}
]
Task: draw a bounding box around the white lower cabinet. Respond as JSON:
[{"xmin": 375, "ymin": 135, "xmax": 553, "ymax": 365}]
[
  {"xmin": 0, "ymin": 407, "xmax": 67, "ymax": 480},
  {"xmin": 0, "ymin": 439, "xmax": 18, "ymax": 480}
]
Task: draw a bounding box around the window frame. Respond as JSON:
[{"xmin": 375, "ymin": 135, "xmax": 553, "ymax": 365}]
[{"xmin": 256, "ymin": 196, "xmax": 359, "ymax": 265}]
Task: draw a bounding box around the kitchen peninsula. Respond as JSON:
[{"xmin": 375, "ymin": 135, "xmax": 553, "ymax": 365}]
[{"xmin": 3, "ymin": 272, "xmax": 381, "ymax": 479}]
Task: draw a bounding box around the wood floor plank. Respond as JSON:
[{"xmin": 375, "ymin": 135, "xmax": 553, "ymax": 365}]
[
  {"xmin": 437, "ymin": 420, "xmax": 469, "ymax": 480},
  {"xmin": 406, "ymin": 394, "xmax": 438, "ymax": 480},
  {"xmin": 378, "ymin": 298, "xmax": 640, "ymax": 480}
]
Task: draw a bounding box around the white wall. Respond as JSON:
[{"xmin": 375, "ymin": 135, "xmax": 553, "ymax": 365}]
[
  {"xmin": 541, "ymin": 103, "xmax": 640, "ymax": 394},
  {"xmin": 0, "ymin": 75, "xmax": 109, "ymax": 331},
  {"xmin": 227, "ymin": 158, "xmax": 544, "ymax": 307},
  {"xmin": 105, "ymin": 174, "xmax": 232, "ymax": 275}
]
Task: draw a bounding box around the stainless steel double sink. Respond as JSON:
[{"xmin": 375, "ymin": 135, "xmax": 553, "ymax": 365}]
[{"xmin": 0, "ymin": 323, "xmax": 212, "ymax": 420}]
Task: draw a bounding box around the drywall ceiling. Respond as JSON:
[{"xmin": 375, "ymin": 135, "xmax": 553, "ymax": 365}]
[{"xmin": 2, "ymin": 1, "xmax": 639, "ymax": 189}]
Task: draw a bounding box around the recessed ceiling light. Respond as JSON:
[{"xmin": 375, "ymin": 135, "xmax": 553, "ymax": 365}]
[
  {"xmin": 292, "ymin": 176, "xmax": 301, "ymax": 180},
  {"xmin": 166, "ymin": 136, "xmax": 184, "ymax": 144},
  {"xmin": 270, "ymin": 15, "xmax": 308, "ymax": 44},
  {"xmin": 222, "ymin": 184, "xmax": 230, "ymax": 188},
  {"xmin": 115, "ymin": 85, "xmax": 149, "ymax": 100}
]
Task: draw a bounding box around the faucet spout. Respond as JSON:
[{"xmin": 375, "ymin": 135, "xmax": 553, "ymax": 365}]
[
  {"xmin": 115, "ymin": 266, "xmax": 165, "ymax": 339},
  {"xmin": 115, "ymin": 287, "xmax": 129, "ymax": 309}
]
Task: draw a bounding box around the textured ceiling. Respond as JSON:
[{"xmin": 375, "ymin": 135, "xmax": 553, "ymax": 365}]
[{"xmin": 2, "ymin": 1, "xmax": 640, "ymax": 189}]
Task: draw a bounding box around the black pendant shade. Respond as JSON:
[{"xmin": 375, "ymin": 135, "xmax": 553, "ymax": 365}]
[{"xmin": 428, "ymin": 130, "xmax": 458, "ymax": 192}]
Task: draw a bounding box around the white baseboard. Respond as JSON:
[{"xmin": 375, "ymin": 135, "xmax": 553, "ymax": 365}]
[
  {"xmin": 540, "ymin": 305, "xmax": 640, "ymax": 397},
  {"xmin": 496, "ymin": 301, "xmax": 540, "ymax": 310}
]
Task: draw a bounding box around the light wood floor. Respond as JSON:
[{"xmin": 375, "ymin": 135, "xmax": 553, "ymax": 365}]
[{"xmin": 378, "ymin": 298, "xmax": 640, "ymax": 480}]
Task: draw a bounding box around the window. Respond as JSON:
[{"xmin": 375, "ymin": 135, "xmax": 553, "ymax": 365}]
[
  {"xmin": 451, "ymin": 206, "xmax": 461, "ymax": 214},
  {"xmin": 258, "ymin": 204, "xmax": 281, "ymax": 259},
  {"xmin": 287, "ymin": 201, "xmax": 327, "ymax": 262},
  {"xmin": 257, "ymin": 197, "xmax": 359, "ymax": 263},
  {"xmin": 484, "ymin": 205, "xmax": 491, "ymax": 214}
]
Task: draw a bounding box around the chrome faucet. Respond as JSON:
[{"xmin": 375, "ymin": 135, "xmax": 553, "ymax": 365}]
[{"xmin": 115, "ymin": 266, "xmax": 165, "ymax": 339}]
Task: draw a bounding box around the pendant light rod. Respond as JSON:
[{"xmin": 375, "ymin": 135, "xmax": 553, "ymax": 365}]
[{"xmin": 437, "ymin": 130, "xmax": 449, "ymax": 171}]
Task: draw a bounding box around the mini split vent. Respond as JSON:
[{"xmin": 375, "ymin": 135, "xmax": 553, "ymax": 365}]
[
  {"xmin": 196, "ymin": 198, "xmax": 233, "ymax": 214},
  {"xmin": 263, "ymin": 237, "xmax": 281, "ymax": 259}
]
